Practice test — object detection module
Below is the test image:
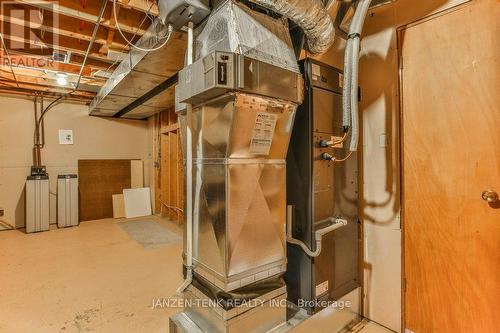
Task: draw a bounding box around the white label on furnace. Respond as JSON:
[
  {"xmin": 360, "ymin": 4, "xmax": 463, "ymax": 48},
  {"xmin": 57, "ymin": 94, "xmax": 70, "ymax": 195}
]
[
  {"xmin": 250, "ymin": 112, "xmax": 278, "ymax": 155},
  {"xmin": 315, "ymin": 280, "xmax": 329, "ymax": 297},
  {"xmin": 312, "ymin": 63, "xmax": 321, "ymax": 81}
]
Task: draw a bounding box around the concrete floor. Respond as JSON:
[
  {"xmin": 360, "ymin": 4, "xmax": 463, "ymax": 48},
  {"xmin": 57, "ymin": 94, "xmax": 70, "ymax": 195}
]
[{"xmin": 0, "ymin": 216, "xmax": 393, "ymax": 333}]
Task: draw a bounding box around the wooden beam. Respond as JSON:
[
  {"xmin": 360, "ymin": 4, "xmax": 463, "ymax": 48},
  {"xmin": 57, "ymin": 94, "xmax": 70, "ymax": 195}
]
[
  {"xmin": 0, "ymin": 21, "xmax": 111, "ymax": 61},
  {"xmin": 0, "ymin": 86, "xmax": 93, "ymax": 102},
  {"xmin": 115, "ymin": 0, "xmax": 159, "ymax": 16},
  {"xmin": 8, "ymin": 48, "xmax": 117, "ymax": 72},
  {"xmin": 0, "ymin": 62, "xmax": 105, "ymax": 85},
  {"xmin": 0, "ymin": 7, "xmax": 130, "ymax": 51},
  {"xmin": 14, "ymin": 0, "xmax": 152, "ymax": 35},
  {"xmin": 1, "ymin": 52, "xmax": 93, "ymax": 76},
  {"xmin": 69, "ymin": 53, "xmax": 117, "ymax": 72},
  {"xmin": 100, "ymin": 2, "xmax": 119, "ymax": 54},
  {"xmin": 160, "ymin": 122, "xmax": 180, "ymax": 134},
  {"xmin": 0, "ymin": 77, "xmax": 96, "ymax": 98},
  {"xmin": 0, "ymin": 66, "xmax": 104, "ymax": 90}
]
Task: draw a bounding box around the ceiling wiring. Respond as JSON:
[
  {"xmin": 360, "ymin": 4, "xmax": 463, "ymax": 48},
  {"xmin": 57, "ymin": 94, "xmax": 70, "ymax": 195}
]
[
  {"xmin": 0, "ymin": 33, "xmax": 20, "ymax": 88},
  {"xmin": 112, "ymin": 0, "xmax": 173, "ymax": 53}
]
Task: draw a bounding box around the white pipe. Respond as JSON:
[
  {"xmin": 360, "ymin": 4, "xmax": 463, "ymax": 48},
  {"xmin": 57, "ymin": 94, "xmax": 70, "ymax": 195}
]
[
  {"xmin": 177, "ymin": 21, "xmax": 195, "ymax": 294},
  {"xmin": 286, "ymin": 206, "xmax": 348, "ymax": 257},
  {"xmin": 349, "ymin": 36, "xmax": 361, "ymax": 151},
  {"xmin": 342, "ymin": 0, "xmax": 372, "ymax": 152}
]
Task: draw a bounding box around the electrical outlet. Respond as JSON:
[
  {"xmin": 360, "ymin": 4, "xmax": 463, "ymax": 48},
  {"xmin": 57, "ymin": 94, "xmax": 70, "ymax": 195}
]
[
  {"xmin": 58, "ymin": 129, "xmax": 74, "ymax": 145},
  {"xmin": 379, "ymin": 133, "xmax": 388, "ymax": 147}
]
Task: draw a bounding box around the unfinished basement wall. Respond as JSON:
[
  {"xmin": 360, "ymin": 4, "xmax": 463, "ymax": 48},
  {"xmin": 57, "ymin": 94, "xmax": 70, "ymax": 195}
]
[
  {"xmin": 0, "ymin": 95, "xmax": 152, "ymax": 228},
  {"xmin": 312, "ymin": 0, "xmax": 471, "ymax": 331}
]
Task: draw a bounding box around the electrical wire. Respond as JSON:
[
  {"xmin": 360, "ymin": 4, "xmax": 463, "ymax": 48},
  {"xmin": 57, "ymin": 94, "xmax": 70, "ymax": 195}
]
[
  {"xmin": 0, "ymin": 33, "xmax": 20, "ymax": 88},
  {"xmin": 112, "ymin": 0, "xmax": 173, "ymax": 52},
  {"xmin": 102, "ymin": 0, "xmax": 158, "ymax": 73},
  {"xmin": 160, "ymin": 200, "xmax": 184, "ymax": 213},
  {"xmin": 33, "ymin": 0, "xmax": 108, "ymax": 146}
]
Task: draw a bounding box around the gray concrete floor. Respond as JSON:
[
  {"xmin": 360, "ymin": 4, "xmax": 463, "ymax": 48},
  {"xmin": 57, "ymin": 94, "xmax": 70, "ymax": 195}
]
[{"xmin": 0, "ymin": 216, "xmax": 393, "ymax": 333}]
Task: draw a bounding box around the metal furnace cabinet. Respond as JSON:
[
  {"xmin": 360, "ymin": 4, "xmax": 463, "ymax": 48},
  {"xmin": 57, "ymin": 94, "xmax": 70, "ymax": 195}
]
[{"xmin": 286, "ymin": 58, "xmax": 360, "ymax": 314}]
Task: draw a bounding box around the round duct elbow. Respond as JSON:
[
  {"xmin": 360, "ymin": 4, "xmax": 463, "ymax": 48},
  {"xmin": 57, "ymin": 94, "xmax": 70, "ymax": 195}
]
[{"xmin": 248, "ymin": 0, "xmax": 336, "ymax": 55}]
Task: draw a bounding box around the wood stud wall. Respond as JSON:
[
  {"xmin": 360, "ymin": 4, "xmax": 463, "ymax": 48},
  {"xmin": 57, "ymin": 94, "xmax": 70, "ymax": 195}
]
[{"xmin": 155, "ymin": 108, "xmax": 184, "ymax": 224}]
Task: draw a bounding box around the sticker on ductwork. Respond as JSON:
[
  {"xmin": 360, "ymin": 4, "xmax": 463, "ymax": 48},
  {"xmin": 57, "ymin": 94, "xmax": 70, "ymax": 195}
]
[
  {"xmin": 250, "ymin": 112, "xmax": 278, "ymax": 155},
  {"xmin": 312, "ymin": 63, "xmax": 321, "ymax": 81},
  {"xmin": 315, "ymin": 280, "xmax": 329, "ymax": 297}
]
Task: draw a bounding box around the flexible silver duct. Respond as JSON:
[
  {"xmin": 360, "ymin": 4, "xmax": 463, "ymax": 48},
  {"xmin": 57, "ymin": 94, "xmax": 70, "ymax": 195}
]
[
  {"xmin": 248, "ymin": 0, "xmax": 336, "ymax": 55},
  {"xmin": 342, "ymin": 0, "xmax": 372, "ymax": 152}
]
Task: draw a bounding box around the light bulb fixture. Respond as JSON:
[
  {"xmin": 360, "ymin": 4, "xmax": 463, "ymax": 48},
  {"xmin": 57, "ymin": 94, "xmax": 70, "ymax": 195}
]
[{"xmin": 56, "ymin": 73, "xmax": 68, "ymax": 86}]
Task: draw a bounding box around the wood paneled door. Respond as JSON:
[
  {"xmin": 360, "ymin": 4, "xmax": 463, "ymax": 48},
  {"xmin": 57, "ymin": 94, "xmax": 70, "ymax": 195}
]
[{"xmin": 400, "ymin": 1, "xmax": 500, "ymax": 332}]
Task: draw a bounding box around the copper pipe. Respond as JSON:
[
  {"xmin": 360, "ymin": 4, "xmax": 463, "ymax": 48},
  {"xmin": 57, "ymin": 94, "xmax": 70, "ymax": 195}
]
[
  {"xmin": 333, "ymin": 151, "xmax": 353, "ymax": 163},
  {"xmin": 333, "ymin": 131, "xmax": 349, "ymax": 145}
]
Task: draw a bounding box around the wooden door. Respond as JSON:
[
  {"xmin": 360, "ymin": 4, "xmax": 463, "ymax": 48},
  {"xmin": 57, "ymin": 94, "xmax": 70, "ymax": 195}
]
[{"xmin": 400, "ymin": 1, "xmax": 500, "ymax": 332}]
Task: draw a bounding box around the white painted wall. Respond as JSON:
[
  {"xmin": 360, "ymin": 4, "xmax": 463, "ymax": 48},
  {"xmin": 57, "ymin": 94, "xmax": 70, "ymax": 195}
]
[{"xmin": 0, "ymin": 95, "xmax": 153, "ymax": 228}]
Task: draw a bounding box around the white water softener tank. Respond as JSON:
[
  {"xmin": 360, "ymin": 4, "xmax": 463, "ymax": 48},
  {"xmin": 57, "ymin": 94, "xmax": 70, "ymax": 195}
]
[
  {"xmin": 57, "ymin": 174, "xmax": 79, "ymax": 228},
  {"xmin": 25, "ymin": 175, "xmax": 50, "ymax": 233}
]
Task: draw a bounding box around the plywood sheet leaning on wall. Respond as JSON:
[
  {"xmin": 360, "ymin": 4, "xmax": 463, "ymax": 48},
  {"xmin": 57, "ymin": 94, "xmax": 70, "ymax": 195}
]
[
  {"xmin": 131, "ymin": 160, "xmax": 144, "ymax": 188},
  {"xmin": 112, "ymin": 194, "xmax": 125, "ymax": 219},
  {"xmin": 78, "ymin": 159, "xmax": 131, "ymax": 221}
]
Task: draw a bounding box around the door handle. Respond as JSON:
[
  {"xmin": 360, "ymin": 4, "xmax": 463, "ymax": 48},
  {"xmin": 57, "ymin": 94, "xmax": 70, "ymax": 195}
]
[{"xmin": 482, "ymin": 190, "xmax": 499, "ymax": 203}]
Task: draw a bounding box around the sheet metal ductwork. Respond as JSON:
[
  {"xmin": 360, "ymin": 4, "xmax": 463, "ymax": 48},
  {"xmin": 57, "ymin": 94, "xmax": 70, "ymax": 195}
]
[
  {"xmin": 171, "ymin": 1, "xmax": 305, "ymax": 332},
  {"xmin": 178, "ymin": 0, "xmax": 304, "ymax": 290},
  {"xmin": 89, "ymin": 0, "xmax": 336, "ymax": 120},
  {"xmin": 247, "ymin": 0, "xmax": 336, "ymax": 55},
  {"xmin": 194, "ymin": 1, "xmax": 300, "ymax": 73},
  {"xmin": 88, "ymin": 20, "xmax": 180, "ymax": 119}
]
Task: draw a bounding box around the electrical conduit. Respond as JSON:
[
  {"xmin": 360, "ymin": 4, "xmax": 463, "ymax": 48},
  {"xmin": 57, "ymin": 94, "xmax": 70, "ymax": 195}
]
[
  {"xmin": 177, "ymin": 21, "xmax": 195, "ymax": 294},
  {"xmin": 342, "ymin": 0, "xmax": 372, "ymax": 152}
]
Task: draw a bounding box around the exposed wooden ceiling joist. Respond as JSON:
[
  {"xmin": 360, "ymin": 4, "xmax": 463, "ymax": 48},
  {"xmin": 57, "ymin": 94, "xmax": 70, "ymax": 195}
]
[
  {"xmin": 0, "ymin": 76, "xmax": 96, "ymax": 99},
  {"xmin": 115, "ymin": 0, "xmax": 159, "ymax": 16},
  {"xmin": 1, "ymin": 22, "xmax": 114, "ymax": 61},
  {"xmin": 0, "ymin": 65, "xmax": 104, "ymax": 89},
  {"xmin": 0, "ymin": 0, "xmax": 171, "ymax": 98},
  {"xmin": 8, "ymin": 49, "xmax": 118, "ymax": 72},
  {"xmin": 1, "ymin": 52, "xmax": 93, "ymax": 76},
  {"xmin": 14, "ymin": 0, "xmax": 153, "ymax": 35},
  {"xmin": 0, "ymin": 7, "xmax": 133, "ymax": 51}
]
